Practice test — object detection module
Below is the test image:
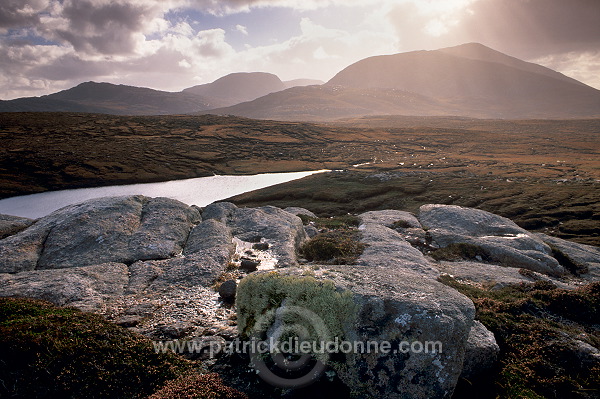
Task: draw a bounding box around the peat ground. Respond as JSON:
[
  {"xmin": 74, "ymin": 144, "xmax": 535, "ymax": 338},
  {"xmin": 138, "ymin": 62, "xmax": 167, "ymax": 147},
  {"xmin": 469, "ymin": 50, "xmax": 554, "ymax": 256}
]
[{"xmin": 0, "ymin": 112, "xmax": 598, "ymax": 245}]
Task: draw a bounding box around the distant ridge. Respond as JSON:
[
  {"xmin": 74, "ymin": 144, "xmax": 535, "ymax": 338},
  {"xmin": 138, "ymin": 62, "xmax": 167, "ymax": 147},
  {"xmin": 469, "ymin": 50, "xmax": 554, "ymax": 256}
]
[
  {"xmin": 183, "ymin": 72, "xmax": 286, "ymax": 108},
  {"xmin": 283, "ymin": 79, "xmax": 325, "ymax": 88},
  {"xmin": 0, "ymin": 82, "xmax": 212, "ymax": 115},
  {"xmin": 204, "ymin": 43, "xmax": 600, "ymax": 120},
  {"xmin": 0, "ymin": 72, "xmax": 323, "ymax": 115},
  {"xmin": 2, "ymin": 43, "xmax": 599, "ymax": 119},
  {"xmin": 0, "ymin": 73, "xmax": 294, "ymax": 115}
]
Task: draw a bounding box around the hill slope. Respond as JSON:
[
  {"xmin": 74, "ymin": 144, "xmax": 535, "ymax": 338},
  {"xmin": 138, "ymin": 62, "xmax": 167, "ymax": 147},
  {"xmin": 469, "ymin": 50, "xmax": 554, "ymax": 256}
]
[
  {"xmin": 205, "ymin": 43, "xmax": 600, "ymax": 120},
  {"xmin": 200, "ymin": 85, "xmax": 456, "ymax": 121},
  {"xmin": 0, "ymin": 82, "xmax": 213, "ymax": 115},
  {"xmin": 0, "ymin": 72, "xmax": 291, "ymax": 115},
  {"xmin": 183, "ymin": 72, "xmax": 286, "ymax": 107},
  {"xmin": 2, "ymin": 44, "xmax": 599, "ymax": 119},
  {"xmin": 438, "ymin": 43, "xmax": 587, "ymax": 87},
  {"xmin": 283, "ymin": 79, "xmax": 325, "ymax": 88}
]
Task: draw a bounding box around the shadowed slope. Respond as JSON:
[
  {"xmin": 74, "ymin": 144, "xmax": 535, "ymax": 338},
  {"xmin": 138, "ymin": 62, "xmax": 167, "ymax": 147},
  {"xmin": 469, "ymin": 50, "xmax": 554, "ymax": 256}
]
[{"xmin": 0, "ymin": 82, "xmax": 212, "ymax": 115}]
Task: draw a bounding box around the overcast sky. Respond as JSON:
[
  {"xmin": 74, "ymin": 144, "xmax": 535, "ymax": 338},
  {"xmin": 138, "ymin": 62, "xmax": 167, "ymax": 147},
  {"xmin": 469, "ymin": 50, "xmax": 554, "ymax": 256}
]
[{"xmin": 1, "ymin": 0, "xmax": 599, "ymax": 99}]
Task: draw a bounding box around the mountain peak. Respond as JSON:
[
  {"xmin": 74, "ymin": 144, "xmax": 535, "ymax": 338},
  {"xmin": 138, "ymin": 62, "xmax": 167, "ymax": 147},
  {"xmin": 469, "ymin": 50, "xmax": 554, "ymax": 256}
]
[
  {"xmin": 183, "ymin": 72, "xmax": 286, "ymax": 106},
  {"xmin": 216, "ymin": 43, "xmax": 600, "ymax": 120},
  {"xmin": 442, "ymin": 42, "xmax": 495, "ymax": 51},
  {"xmin": 438, "ymin": 42, "xmax": 519, "ymax": 62},
  {"xmin": 2, "ymin": 43, "xmax": 598, "ymax": 119},
  {"xmin": 438, "ymin": 42, "xmax": 587, "ymax": 87}
]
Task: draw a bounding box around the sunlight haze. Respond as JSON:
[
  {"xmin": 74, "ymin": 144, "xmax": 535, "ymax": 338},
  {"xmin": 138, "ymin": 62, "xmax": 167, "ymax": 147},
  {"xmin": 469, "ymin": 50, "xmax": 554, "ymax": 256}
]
[{"xmin": 1, "ymin": 0, "xmax": 599, "ymax": 99}]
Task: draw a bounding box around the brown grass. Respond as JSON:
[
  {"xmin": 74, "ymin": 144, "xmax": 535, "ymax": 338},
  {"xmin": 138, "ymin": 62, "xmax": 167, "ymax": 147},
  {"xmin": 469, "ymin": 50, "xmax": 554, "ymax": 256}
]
[{"xmin": 1, "ymin": 113, "xmax": 597, "ymax": 245}]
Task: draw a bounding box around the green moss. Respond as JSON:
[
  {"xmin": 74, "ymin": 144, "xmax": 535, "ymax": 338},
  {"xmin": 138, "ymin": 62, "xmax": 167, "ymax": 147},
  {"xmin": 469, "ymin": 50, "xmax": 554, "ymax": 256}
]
[
  {"xmin": 0, "ymin": 297, "xmax": 195, "ymax": 399},
  {"xmin": 299, "ymin": 229, "xmax": 365, "ymax": 264},
  {"xmin": 236, "ymin": 273, "xmax": 358, "ymax": 345}
]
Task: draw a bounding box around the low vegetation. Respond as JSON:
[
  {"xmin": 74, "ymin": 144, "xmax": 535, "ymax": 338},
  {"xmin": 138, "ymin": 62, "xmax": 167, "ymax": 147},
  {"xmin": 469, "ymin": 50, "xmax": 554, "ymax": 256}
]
[
  {"xmin": 430, "ymin": 242, "xmax": 490, "ymax": 262},
  {"xmin": 0, "ymin": 297, "xmax": 245, "ymax": 399},
  {"xmin": 1, "ymin": 113, "xmax": 598, "ymax": 398},
  {"xmin": 148, "ymin": 373, "xmax": 247, "ymax": 399},
  {"xmin": 298, "ymin": 214, "xmax": 360, "ymax": 229},
  {"xmin": 2, "ymin": 113, "xmax": 598, "ymax": 246},
  {"xmin": 232, "ymin": 170, "xmax": 600, "ymax": 247},
  {"xmin": 236, "ymin": 273, "xmax": 358, "ymax": 344},
  {"xmin": 391, "ymin": 219, "xmax": 413, "ymax": 229},
  {"xmin": 548, "ymin": 244, "xmax": 589, "ymax": 276},
  {"xmin": 439, "ymin": 276, "xmax": 600, "ymax": 399},
  {"xmin": 300, "ymin": 230, "xmax": 365, "ymax": 264},
  {"xmin": 298, "ymin": 215, "xmax": 365, "ymax": 264}
]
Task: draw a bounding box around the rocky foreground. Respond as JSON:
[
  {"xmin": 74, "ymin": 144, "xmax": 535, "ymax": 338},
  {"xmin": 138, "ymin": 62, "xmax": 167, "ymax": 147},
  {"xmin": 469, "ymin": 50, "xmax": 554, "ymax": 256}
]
[{"xmin": 1, "ymin": 196, "xmax": 599, "ymax": 398}]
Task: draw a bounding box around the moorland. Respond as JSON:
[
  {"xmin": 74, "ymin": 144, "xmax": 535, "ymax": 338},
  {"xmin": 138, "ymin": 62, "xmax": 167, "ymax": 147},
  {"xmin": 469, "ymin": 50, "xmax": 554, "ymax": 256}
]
[{"xmin": 0, "ymin": 112, "xmax": 598, "ymax": 246}]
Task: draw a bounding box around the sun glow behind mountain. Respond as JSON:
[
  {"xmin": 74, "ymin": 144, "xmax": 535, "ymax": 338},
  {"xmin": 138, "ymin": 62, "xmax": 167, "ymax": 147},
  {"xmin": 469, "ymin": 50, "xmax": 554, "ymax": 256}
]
[{"xmin": 1, "ymin": 0, "xmax": 599, "ymax": 100}]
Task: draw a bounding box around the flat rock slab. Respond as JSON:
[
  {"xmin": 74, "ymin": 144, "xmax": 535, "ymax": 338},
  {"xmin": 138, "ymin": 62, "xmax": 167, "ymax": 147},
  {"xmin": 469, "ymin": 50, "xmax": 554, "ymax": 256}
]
[
  {"xmin": 357, "ymin": 223, "xmax": 439, "ymax": 277},
  {"xmin": 284, "ymin": 207, "xmax": 317, "ymax": 218},
  {"xmin": 0, "ymin": 262, "xmax": 128, "ymax": 312},
  {"xmin": 359, "ymin": 209, "xmax": 421, "ymax": 229},
  {"xmin": 129, "ymin": 219, "xmax": 234, "ymax": 292},
  {"xmin": 0, "ymin": 196, "xmax": 200, "ymax": 273},
  {"xmin": 535, "ymin": 233, "xmax": 600, "ymax": 281},
  {"xmin": 418, "ymin": 204, "xmax": 565, "ymax": 277},
  {"xmin": 0, "ymin": 214, "xmax": 35, "ymax": 239},
  {"xmin": 419, "ymin": 204, "xmax": 531, "ymax": 238},
  {"xmin": 436, "ymin": 261, "xmax": 576, "ymax": 290},
  {"xmin": 127, "ymin": 197, "xmax": 201, "ymax": 261}
]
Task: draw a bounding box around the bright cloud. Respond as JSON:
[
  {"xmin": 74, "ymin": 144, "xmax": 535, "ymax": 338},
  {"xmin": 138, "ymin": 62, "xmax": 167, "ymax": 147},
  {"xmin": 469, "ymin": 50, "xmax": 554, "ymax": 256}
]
[
  {"xmin": 0, "ymin": 0, "xmax": 598, "ymax": 99},
  {"xmin": 235, "ymin": 24, "xmax": 248, "ymax": 35},
  {"xmin": 533, "ymin": 51, "xmax": 600, "ymax": 91}
]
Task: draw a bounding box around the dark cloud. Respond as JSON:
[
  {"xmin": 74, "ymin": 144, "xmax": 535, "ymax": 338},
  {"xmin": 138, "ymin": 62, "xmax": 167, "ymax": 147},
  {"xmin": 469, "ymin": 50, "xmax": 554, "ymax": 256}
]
[
  {"xmin": 53, "ymin": 0, "xmax": 158, "ymax": 54},
  {"xmin": 62, "ymin": 1, "xmax": 148, "ymax": 33},
  {"xmin": 458, "ymin": 0, "xmax": 600, "ymax": 58},
  {"xmin": 0, "ymin": 0, "xmax": 46, "ymax": 29}
]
